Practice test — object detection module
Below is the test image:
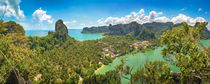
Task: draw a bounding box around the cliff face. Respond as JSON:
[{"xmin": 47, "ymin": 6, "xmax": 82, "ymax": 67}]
[
  {"xmin": 82, "ymin": 26, "xmax": 109, "ymax": 33},
  {"xmin": 55, "ymin": 19, "xmax": 68, "ymax": 36},
  {"xmin": 81, "ymin": 21, "xmax": 210, "ymax": 40},
  {"xmin": 54, "ymin": 19, "xmax": 69, "ymax": 41},
  {"xmin": 108, "ymin": 22, "xmax": 142, "ymax": 35},
  {"xmin": 82, "ymin": 22, "xmax": 175, "ymax": 36}
]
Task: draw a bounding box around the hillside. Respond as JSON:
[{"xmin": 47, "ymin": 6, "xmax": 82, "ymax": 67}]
[
  {"xmin": 82, "ymin": 26, "xmax": 109, "ymax": 33},
  {"xmin": 82, "ymin": 22, "xmax": 210, "ymax": 39}
]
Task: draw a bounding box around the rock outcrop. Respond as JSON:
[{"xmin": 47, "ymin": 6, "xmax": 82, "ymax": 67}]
[
  {"xmin": 81, "ymin": 22, "xmax": 210, "ymax": 39},
  {"xmin": 6, "ymin": 68, "xmax": 31, "ymax": 84},
  {"xmin": 82, "ymin": 26, "xmax": 109, "ymax": 33},
  {"xmin": 54, "ymin": 19, "xmax": 69, "ymax": 41}
]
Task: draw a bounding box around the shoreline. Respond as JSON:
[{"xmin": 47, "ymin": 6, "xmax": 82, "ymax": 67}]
[{"xmin": 95, "ymin": 64, "xmax": 105, "ymax": 74}]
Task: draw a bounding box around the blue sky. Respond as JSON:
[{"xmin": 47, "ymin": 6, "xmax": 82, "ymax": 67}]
[{"xmin": 0, "ymin": 0, "xmax": 210, "ymax": 30}]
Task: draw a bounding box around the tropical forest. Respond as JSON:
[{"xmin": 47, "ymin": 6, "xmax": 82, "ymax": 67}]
[{"xmin": 0, "ymin": 0, "xmax": 210, "ymax": 84}]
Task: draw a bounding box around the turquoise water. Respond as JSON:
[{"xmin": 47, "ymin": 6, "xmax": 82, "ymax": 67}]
[
  {"xmin": 96, "ymin": 39, "xmax": 210, "ymax": 84},
  {"xmin": 96, "ymin": 47, "xmax": 179, "ymax": 84},
  {"xmin": 25, "ymin": 29, "xmax": 103, "ymax": 41}
]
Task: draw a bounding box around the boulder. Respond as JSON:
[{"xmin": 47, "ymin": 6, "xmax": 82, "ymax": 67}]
[
  {"xmin": 6, "ymin": 68, "xmax": 31, "ymax": 84},
  {"xmin": 172, "ymin": 72, "xmax": 181, "ymax": 84}
]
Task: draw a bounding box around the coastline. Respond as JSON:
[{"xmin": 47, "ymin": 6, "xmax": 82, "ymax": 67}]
[
  {"xmin": 94, "ymin": 45, "xmax": 157, "ymax": 74},
  {"xmin": 95, "ymin": 64, "xmax": 105, "ymax": 74},
  {"xmin": 94, "ymin": 39, "xmax": 209, "ymax": 75}
]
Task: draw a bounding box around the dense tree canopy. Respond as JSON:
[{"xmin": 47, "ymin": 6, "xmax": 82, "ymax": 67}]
[
  {"xmin": 161, "ymin": 22, "xmax": 210, "ymax": 83},
  {"xmin": 0, "ymin": 20, "xmax": 209, "ymax": 84},
  {"xmin": 0, "ymin": 20, "xmax": 25, "ymax": 35}
]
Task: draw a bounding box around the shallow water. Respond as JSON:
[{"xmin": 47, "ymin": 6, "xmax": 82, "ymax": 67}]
[{"xmin": 96, "ymin": 39, "xmax": 210, "ymax": 84}]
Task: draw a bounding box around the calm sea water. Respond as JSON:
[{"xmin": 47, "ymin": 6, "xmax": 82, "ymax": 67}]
[
  {"xmin": 25, "ymin": 29, "xmax": 103, "ymax": 41},
  {"xmin": 96, "ymin": 39, "xmax": 210, "ymax": 84}
]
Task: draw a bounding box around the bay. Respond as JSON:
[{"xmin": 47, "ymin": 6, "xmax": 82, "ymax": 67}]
[
  {"xmin": 25, "ymin": 29, "xmax": 103, "ymax": 41},
  {"xmin": 96, "ymin": 39, "xmax": 210, "ymax": 84}
]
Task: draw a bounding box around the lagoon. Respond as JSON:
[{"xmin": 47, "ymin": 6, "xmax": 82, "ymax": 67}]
[
  {"xmin": 96, "ymin": 39, "xmax": 210, "ymax": 84},
  {"xmin": 25, "ymin": 29, "xmax": 103, "ymax": 41}
]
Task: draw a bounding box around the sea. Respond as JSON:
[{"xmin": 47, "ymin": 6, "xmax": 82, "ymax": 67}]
[{"xmin": 25, "ymin": 29, "xmax": 103, "ymax": 41}]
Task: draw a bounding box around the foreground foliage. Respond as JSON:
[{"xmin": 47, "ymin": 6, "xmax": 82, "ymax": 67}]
[{"xmin": 161, "ymin": 22, "xmax": 210, "ymax": 83}]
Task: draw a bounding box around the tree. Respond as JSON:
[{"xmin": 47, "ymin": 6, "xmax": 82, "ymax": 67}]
[
  {"xmin": 0, "ymin": 20, "xmax": 7, "ymax": 34},
  {"xmin": 0, "ymin": 34, "xmax": 38, "ymax": 83},
  {"xmin": 131, "ymin": 61, "xmax": 173, "ymax": 84},
  {"xmin": 82, "ymin": 70, "xmax": 121, "ymax": 84},
  {"xmin": 0, "ymin": 20, "xmax": 25, "ymax": 35},
  {"xmin": 161, "ymin": 22, "xmax": 209, "ymax": 83}
]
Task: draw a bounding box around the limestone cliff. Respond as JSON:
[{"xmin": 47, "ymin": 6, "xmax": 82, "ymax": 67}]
[{"xmin": 54, "ymin": 19, "xmax": 69, "ymax": 41}]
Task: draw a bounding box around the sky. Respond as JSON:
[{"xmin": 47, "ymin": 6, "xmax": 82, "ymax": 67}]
[{"xmin": 0, "ymin": 0, "xmax": 210, "ymax": 30}]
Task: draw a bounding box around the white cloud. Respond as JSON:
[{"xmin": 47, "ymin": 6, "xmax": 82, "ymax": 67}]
[
  {"xmin": 154, "ymin": 16, "xmax": 170, "ymax": 23},
  {"xmin": 32, "ymin": 8, "xmax": 54, "ymax": 24},
  {"xmin": 98, "ymin": 9, "xmax": 207, "ymax": 28},
  {"xmin": 139, "ymin": 9, "xmax": 144, "ymax": 14},
  {"xmin": 148, "ymin": 11, "xmax": 163, "ymax": 22},
  {"xmin": 97, "ymin": 18, "xmax": 105, "ymax": 25},
  {"xmin": 207, "ymin": 22, "xmax": 210, "ymax": 31},
  {"xmin": 0, "ymin": 0, "xmax": 25, "ymax": 20},
  {"xmin": 100, "ymin": 10, "xmax": 163, "ymax": 25},
  {"xmin": 198, "ymin": 8, "xmax": 202, "ymax": 12},
  {"xmin": 171, "ymin": 14, "xmax": 206, "ymax": 26}
]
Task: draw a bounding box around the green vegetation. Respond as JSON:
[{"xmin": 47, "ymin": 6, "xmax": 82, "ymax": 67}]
[
  {"xmin": 83, "ymin": 22, "xmax": 210, "ymax": 84},
  {"xmin": 97, "ymin": 36, "xmax": 135, "ymax": 56},
  {"xmin": 0, "ymin": 20, "xmax": 103, "ymax": 83},
  {"xmin": 0, "ymin": 20, "xmax": 25, "ymax": 35},
  {"xmin": 85, "ymin": 59, "xmax": 174, "ymax": 84},
  {"xmin": 103, "ymin": 56, "xmax": 113, "ymax": 65},
  {"xmin": 0, "ymin": 19, "xmax": 209, "ymax": 84},
  {"xmin": 82, "ymin": 26, "xmax": 109, "ymax": 33},
  {"xmin": 83, "ymin": 70, "xmax": 121, "ymax": 84},
  {"xmin": 161, "ymin": 22, "xmax": 210, "ymax": 83},
  {"xmin": 0, "ymin": 33, "xmax": 37, "ymax": 83},
  {"xmin": 131, "ymin": 61, "xmax": 174, "ymax": 84},
  {"xmin": 82, "ymin": 21, "xmax": 210, "ymax": 40}
]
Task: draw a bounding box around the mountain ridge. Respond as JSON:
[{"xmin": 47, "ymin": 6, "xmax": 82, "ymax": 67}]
[{"xmin": 82, "ymin": 22, "xmax": 210, "ymax": 39}]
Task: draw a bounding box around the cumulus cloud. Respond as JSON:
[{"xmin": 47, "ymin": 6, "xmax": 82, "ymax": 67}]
[
  {"xmin": 198, "ymin": 8, "xmax": 202, "ymax": 12},
  {"xmin": 99, "ymin": 9, "xmax": 163, "ymax": 25},
  {"xmin": 139, "ymin": 9, "xmax": 144, "ymax": 14},
  {"xmin": 171, "ymin": 14, "xmax": 206, "ymax": 26},
  {"xmin": 154, "ymin": 16, "xmax": 170, "ymax": 23},
  {"xmin": 0, "ymin": 0, "xmax": 25, "ymax": 19},
  {"xmin": 32, "ymin": 8, "xmax": 54, "ymax": 24},
  {"xmin": 98, "ymin": 9, "xmax": 208, "ymax": 29},
  {"xmin": 97, "ymin": 18, "xmax": 105, "ymax": 25}
]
